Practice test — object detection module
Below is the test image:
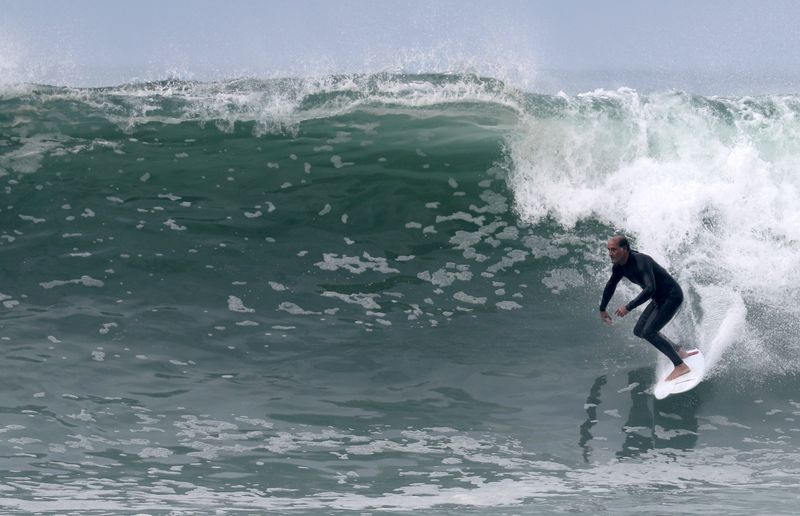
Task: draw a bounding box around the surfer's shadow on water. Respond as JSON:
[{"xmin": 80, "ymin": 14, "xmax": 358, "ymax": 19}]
[{"xmin": 579, "ymin": 367, "xmax": 709, "ymax": 462}]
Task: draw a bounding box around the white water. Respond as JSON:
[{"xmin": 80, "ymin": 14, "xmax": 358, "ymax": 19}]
[
  {"xmin": 508, "ymin": 88, "xmax": 800, "ymax": 374},
  {"xmin": 5, "ymin": 76, "xmax": 799, "ymax": 372}
]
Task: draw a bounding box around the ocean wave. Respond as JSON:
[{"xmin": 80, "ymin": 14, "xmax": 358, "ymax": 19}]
[
  {"xmin": 0, "ymin": 73, "xmax": 523, "ymax": 135},
  {"xmin": 2, "ymin": 74, "xmax": 800, "ymax": 374},
  {"xmin": 3, "ymin": 71, "xmax": 800, "ymax": 510}
]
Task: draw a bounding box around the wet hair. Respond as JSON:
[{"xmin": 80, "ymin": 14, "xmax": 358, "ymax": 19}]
[{"xmin": 613, "ymin": 235, "xmax": 630, "ymax": 251}]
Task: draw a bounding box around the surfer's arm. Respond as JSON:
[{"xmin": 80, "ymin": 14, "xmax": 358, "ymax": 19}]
[
  {"xmin": 599, "ymin": 268, "xmax": 622, "ymax": 312},
  {"xmin": 625, "ymin": 256, "xmax": 656, "ymax": 311}
]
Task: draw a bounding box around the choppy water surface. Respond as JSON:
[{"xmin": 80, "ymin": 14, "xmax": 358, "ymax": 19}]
[{"xmin": 1, "ymin": 75, "xmax": 800, "ymax": 513}]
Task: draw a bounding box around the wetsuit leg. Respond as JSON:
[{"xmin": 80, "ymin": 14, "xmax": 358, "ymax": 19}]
[{"xmin": 632, "ymin": 288, "xmax": 684, "ymax": 366}]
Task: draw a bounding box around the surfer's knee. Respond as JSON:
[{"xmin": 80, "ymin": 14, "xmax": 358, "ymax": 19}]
[{"xmin": 633, "ymin": 322, "xmax": 659, "ymax": 340}]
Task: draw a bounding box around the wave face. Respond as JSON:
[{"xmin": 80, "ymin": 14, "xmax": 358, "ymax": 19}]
[
  {"xmin": 507, "ymin": 88, "xmax": 800, "ymax": 373},
  {"xmin": 2, "ymin": 74, "xmax": 800, "ymax": 512}
]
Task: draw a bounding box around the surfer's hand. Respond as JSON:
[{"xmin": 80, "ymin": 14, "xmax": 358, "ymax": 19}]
[
  {"xmin": 615, "ymin": 305, "xmax": 629, "ymax": 318},
  {"xmin": 599, "ymin": 310, "xmax": 613, "ymax": 325}
]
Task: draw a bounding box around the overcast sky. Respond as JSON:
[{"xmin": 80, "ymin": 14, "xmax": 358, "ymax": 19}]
[{"xmin": 3, "ymin": 0, "xmax": 800, "ymax": 93}]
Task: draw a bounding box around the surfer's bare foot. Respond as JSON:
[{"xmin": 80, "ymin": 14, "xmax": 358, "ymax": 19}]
[
  {"xmin": 665, "ymin": 363, "xmax": 690, "ymax": 381},
  {"xmin": 678, "ymin": 348, "xmax": 699, "ymax": 359}
]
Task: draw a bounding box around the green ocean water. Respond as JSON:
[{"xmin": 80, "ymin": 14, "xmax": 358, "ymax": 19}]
[{"xmin": 1, "ymin": 75, "xmax": 800, "ymax": 513}]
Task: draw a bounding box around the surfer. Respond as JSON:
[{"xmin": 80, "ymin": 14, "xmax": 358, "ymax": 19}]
[{"xmin": 599, "ymin": 236, "xmax": 698, "ymax": 381}]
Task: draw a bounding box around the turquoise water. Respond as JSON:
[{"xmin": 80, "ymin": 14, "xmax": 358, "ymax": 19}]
[{"xmin": 1, "ymin": 75, "xmax": 800, "ymax": 513}]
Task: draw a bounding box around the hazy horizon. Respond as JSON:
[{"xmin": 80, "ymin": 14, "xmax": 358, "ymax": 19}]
[{"xmin": 3, "ymin": 0, "xmax": 800, "ymax": 94}]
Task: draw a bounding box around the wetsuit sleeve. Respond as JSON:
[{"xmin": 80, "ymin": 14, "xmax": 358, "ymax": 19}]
[
  {"xmin": 625, "ymin": 255, "xmax": 656, "ymax": 311},
  {"xmin": 599, "ymin": 267, "xmax": 623, "ymax": 311}
]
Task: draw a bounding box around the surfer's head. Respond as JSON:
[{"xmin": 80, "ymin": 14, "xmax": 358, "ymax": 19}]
[{"xmin": 607, "ymin": 235, "xmax": 630, "ymax": 265}]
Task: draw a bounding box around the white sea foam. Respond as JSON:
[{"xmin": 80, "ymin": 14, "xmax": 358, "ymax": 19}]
[
  {"xmin": 322, "ymin": 291, "xmax": 381, "ymax": 310},
  {"xmin": 138, "ymin": 447, "xmax": 173, "ymax": 458},
  {"xmin": 417, "ymin": 263, "xmax": 472, "ymax": 288},
  {"xmin": 315, "ymin": 253, "xmax": 399, "ymax": 274},
  {"xmin": 19, "ymin": 214, "xmax": 45, "ymax": 223},
  {"xmin": 99, "ymin": 322, "xmax": 118, "ymax": 335},
  {"xmin": 453, "ymin": 291, "xmax": 487, "ymax": 305},
  {"xmin": 278, "ymin": 302, "xmax": 320, "ymax": 316},
  {"xmin": 507, "ymin": 88, "xmax": 800, "ymax": 374},
  {"xmin": 163, "ymin": 219, "xmax": 187, "ymax": 231},
  {"xmin": 227, "ymin": 296, "xmax": 254, "ymax": 313},
  {"xmin": 40, "ymin": 276, "xmax": 104, "ymax": 289}
]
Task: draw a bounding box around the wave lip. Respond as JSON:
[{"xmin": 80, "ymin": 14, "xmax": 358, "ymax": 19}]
[{"xmin": 0, "ymin": 73, "xmax": 525, "ymax": 136}]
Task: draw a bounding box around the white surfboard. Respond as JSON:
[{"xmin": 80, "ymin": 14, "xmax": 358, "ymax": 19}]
[{"xmin": 653, "ymin": 350, "xmax": 705, "ymax": 400}]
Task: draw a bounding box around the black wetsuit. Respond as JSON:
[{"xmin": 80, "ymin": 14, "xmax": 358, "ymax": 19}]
[{"xmin": 599, "ymin": 251, "xmax": 685, "ymax": 366}]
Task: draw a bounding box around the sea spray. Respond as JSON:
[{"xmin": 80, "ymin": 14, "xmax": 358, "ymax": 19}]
[
  {"xmin": 506, "ymin": 87, "xmax": 800, "ymax": 373},
  {"xmin": 2, "ymin": 73, "xmax": 800, "ymax": 512}
]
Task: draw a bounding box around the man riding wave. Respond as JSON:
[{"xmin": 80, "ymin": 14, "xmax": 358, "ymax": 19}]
[{"xmin": 599, "ymin": 235, "xmax": 698, "ymax": 382}]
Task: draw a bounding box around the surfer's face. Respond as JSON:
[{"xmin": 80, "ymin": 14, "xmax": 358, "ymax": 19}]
[{"xmin": 607, "ymin": 239, "xmax": 628, "ymax": 265}]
